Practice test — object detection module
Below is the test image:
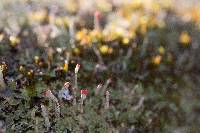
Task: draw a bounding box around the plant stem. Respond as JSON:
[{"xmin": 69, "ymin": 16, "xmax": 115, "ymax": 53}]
[
  {"xmin": 102, "ymin": 79, "xmax": 111, "ymax": 94},
  {"xmin": 0, "ymin": 68, "xmax": 6, "ymax": 88},
  {"xmin": 105, "ymin": 91, "xmax": 110, "ymax": 109},
  {"xmin": 69, "ymin": 18, "xmax": 76, "ymax": 49},
  {"xmin": 94, "ymin": 15, "xmax": 100, "ymax": 31},
  {"xmin": 73, "ymin": 73, "xmax": 77, "ymax": 105},
  {"xmin": 80, "ymin": 97, "xmax": 84, "ymax": 113},
  {"xmin": 132, "ymin": 96, "xmax": 145, "ymax": 111},
  {"xmin": 92, "ymin": 45, "xmax": 104, "ymax": 65}
]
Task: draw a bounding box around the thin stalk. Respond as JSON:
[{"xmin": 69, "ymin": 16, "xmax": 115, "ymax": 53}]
[
  {"xmin": 80, "ymin": 97, "xmax": 84, "ymax": 113},
  {"xmin": 73, "ymin": 73, "xmax": 77, "ymax": 105},
  {"xmin": 94, "ymin": 13, "xmax": 101, "ymax": 31},
  {"xmin": 0, "ymin": 67, "xmax": 5, "ymax": 88},
  {"xmin": 105, "ymin": 91, "xmax": 110, "ymax": 109},
  {"xmin": 102, "ymin": 79, "xmax": 111, "ymax": 94},
  {"xmin": 95, "ymin": 84, "xmax": 103, "ymax": 96},
  {"xmin": 92, "ymin": 45, "xmax": 104, "ymax": 65},
  {"xmin": 132, "ymin": 96, "xmax": 145, "ymax": 111},
  {"xmin": 69, "ymin": 18, "xmax": 76, "ymax": 49}
]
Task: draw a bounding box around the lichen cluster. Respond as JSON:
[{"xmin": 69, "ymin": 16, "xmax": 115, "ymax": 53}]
[{"xmin": 0, "ymin": 0, "xmax": 200, "ymax": 132}]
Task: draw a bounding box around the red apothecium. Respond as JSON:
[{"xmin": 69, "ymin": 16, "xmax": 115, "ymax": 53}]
[{"xmin": 80, "ymin": 89, "xmax": 89, "ymax": 95}]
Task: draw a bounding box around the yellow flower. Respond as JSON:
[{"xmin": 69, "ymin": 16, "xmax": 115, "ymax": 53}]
[
  {"xmin": 75, "ymin": 29, "xmax": 93, "ymax": 45},
  {"xmin": 151, "ymin": 2, "xmax": 160, "ymax": 13},
  {"xmin": 160, "ymin": 0, "xmax": 172, "ymax": 8},
  {"xmin": 29, "ymin": 10, "xmax": 47, "ymax": 23},
  {"xmin": 149, "ymin": 16, "xmax": 157, "ymax": 28},
  {"xmin": 65, "ymin": 0, "xmax": 78, "ymax": 13},
  {"xmin": 158, "ymin": 20, "xmax": 165, "ymax": 28},
  {"xmin": 63, "ymin": 17, "xmax": 69, "ymax": 27},
  {"xmin": 80, "ymin": 36, "xmax": 92, "ymax": 46},
  {"xmin": 122, "ymin": 37, "xmax": 130, "ymax": 45},
  {"xmin": 27, "ymin": 69, "xmax": 34, "ymax": 77},
  {"xmin": 179, "ymin": 31, "xmax": 191, "ymax": 45},
  {"xmin": 9, "ymin": 36, "xmax": 20, "ymax": 46},
  {"xmin": 158, "ymin": 46, "xmax": 165, "ymax": 55},
  {"xmin": 55, "ymin": 17, "xmax": 64, "ymax": 26},
  {"xmin": 73, "ymin": 48, "xmax": 81, "ymax": 56},
  {"xmin": 108, "ymin": 47, "xmax": 113, "ymax": 54},
  {"xmin": 63, "ymin": 63, "xmax": 68, "ymax": 72},
  {"xmin": 152, "ymin": 55, "xmax": 162, "ymax": 65},
  {"xmin": 103, "ymin": 24, "xmax": 124, "ymax": 41},
  {"xmin": 129, "ymin": 29, "xmax": 136, "ymax": 39},
  {"xmin": 130, "ymin": 0, "xmax": 143, "ymax": 9},
  {"xmin": 95, "ymin": 0, "xmax": 112, "ymax": 12},
  {"xmin": 103, "ymin": 30, "xmax": 116, "ymax": 41},
  {"xmin": 89, "ymin": 30, "xmax": 103, "ymax": 42},
  {"xmin": 116, "ymin": 27, "xmax": 125, "ymax": 37},
  {"xmin": 140, "ymin": 16, "xmax": 148, "ymax": 25},
  {"xmin": 141, "ymin": 26, "xmax": 147, "ymax": 35},
  {"xmin": 75, "ymin": 29, "xmax": 88, "ymax": 41},
  {"xmin": 0, "ymin": 34, "xmax": 4, "ymax": 42},
  {"xmin": 34, "ymin": 56, "xmax": 39, "ymax": 64},
  {"xmin": 19, "ymin": 65, "xmax": 25, "ymax": 72},
  {"xmin": 99, "ymin": 45, "xmax": 109, "ymax": 55}
]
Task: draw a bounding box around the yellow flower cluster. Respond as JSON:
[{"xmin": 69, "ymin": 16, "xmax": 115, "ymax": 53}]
[
  {"xmin": 28, "ymin": 10, "xmax": 47, "ymax": 23},
  {"xmin": 175, "ymin": 5, "xmax": 200, "ymax": 26},
  {"xmin": 75, "ymin": 29, "xmax": 92, "ymax": 46},
  {"xmin": 99, "ymin": 45, "xmax": 113, "ymax": 55},
  {"xmin": 179, "ymin": 31, "xmax": 191, "ymax": 46},
  {"xmin": 0, "ymin": 34, "xmax": 4, "ymax": 42},
  {"xmin": 75, "ymin": 29, "xmax": 104, "ymax": 46},
  {"xmin": 3, "ymin": 0, "xmax": 185, "ymax": 68},
  {"xmin": 9, "ymin": 36, "xmax": 20, "ymax": 46},
  {"xmin": 152, "ymin": 55, "xmax": 162, "ymax": 65},
  {"xmin": 158, "ymin": 46, "xmax": 165, "ymax": 55}
]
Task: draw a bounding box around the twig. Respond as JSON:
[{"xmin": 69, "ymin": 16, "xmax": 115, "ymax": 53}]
[
  {"xmin": 80, "ymin": 89, "xmax": 88, "ymax": 113},
  {"xmin": 47, "ymin": 47, "xmax": 54, "ymax": 71},
  {"xmin": 92, "ymin": 45, "xmax": 104, "ymax": 64},
  {"xmin": 0, "ymin": 66, "xmax": 6, "ymax": 89},
  {"xmin": 69, "ymin": 18, "xmax": 76, "ymax": 49},
  {"xmin": 104, "ymin": 91, "xmax": 110, "ymax": 109},
  {"xmin": 140, "ymin": 35, "xmax": 149, "ymax": 58},
  {"xmin": 80, "ymin": 97, "xmax": 84, "ymax": 113},
  {"xmin": 94, "ymin": 11, "xmax": 101, "ymax": 31},
  {"xmin": 73, "ymin": 64, "xmax": 80, "ymax": 105},
  {"xmin": 95, "ymin": 84, "xmax": 103, "ymax": 96},
  {"xmin": 132, "ymin": 96, "xmax": 145, "ymax": 111},
  {"xmin": 102, "ymin": 78, "xmax": 112, "ymax": 94}
]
